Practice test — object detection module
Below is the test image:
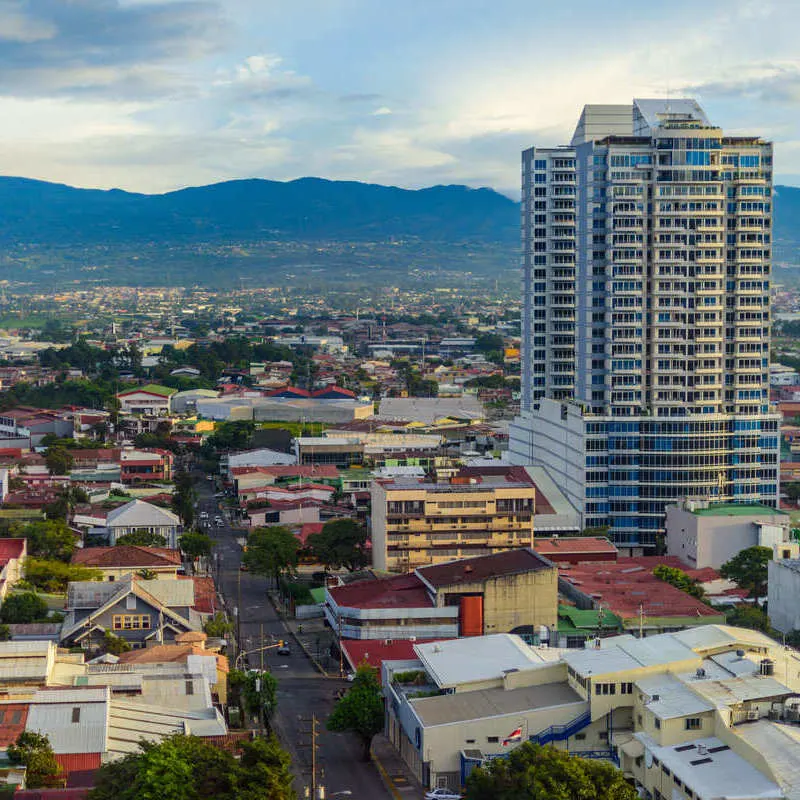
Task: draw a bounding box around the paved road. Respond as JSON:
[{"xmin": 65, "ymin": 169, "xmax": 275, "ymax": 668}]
[{"xmin": 196, "ymin": 477, "xmax": 390, "ymax": 800}]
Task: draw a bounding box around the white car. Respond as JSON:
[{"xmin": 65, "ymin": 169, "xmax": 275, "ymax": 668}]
[{"xmin": 425, "ymin": 790, "xmax": 462, "ymax": 800}]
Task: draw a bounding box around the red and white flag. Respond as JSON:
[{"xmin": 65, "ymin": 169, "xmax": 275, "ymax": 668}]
[{"xmin": 502, "ymin": 727, "xmax": 523, "ymax": 746}]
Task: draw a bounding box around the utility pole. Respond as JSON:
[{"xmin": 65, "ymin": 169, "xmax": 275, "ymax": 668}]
[
  {"xmin": 260, "ymin": 623, "xmax": 265, "ymax": 673},
  {"xmin": 338, "ymin": 615, "xmax": 344, "ymax": 677},
  {"xmin": 299, "ymin": 714, "xmax": 321, "ymax": 798},
  {"xmin": 638, "ymin": 604, "xmax": 644, "ymax": 639},
  {"xmin": 237, "ymin": 566, "xmax": 243, "ymax": 662}
]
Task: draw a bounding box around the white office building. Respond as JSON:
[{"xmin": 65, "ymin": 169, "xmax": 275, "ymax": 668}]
[{"xmin": 510, "ymin": 99, "xmax": 780, "ymax": 552}]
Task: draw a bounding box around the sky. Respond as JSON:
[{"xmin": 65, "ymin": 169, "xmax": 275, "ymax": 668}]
[{"xmin": 0, "ymin": 0, "xmax": 799, "ymax": 197}]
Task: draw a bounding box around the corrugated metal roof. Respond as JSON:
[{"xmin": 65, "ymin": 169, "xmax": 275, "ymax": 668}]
[
  {"xmin": 106, "ymin": 500, "xmax": 179, "ymax": 528},
  {"xmin": 26, "ymin": 689, "xmax": 109, "ymax": 754},
  {"xmin": 141, "ymin": 579, "xmax": 194, "ymax": 607}
]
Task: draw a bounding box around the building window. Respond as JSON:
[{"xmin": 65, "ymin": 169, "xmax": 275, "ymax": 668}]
[
  {"xmin": 72, "ymin": 707, "xmax": 81, "ymax": 723},
  {"xmin": 185, "ymin": 681, "xmax": 194, "ymax": 695},
  {"xmin": 112, "ymin": 614, "xmax": 151, "ymax": 630},
  {"xmin": 654, "ymin": 718, "xmax": 661, "ymax": 730},
  {"xmin": 685, "ymin": 718, "xmax": 701, "ymax": 730},
  {"xmin": 487, "ymin": 737, "xmax": 499, "ymax": 743}
]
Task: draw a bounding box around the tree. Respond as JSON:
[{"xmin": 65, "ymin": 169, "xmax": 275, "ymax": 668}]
[
  {"xmin": 230, "ymin": 669, "xmax": 278, "ymax": 724},
  {"xmin": 0, "ymin": 592, "xmax": 49, "ymax": 624},
  {"xmin": 243, "ymin": 526, "xmax": 298, "ymax": 586},
  {"xmin": 720, "ymin": 546, "xmax": 773, "ymax": 603},
  {"xmin": 171, "ymin": 471, "xmax": 196, "ymax": 529},
  {"xmin": 180, "ymin": 531, "xmax": 213, "ymax": 562},
  {"xmin": 24, "ymin": 558, "xmax": 103, "ymax": 593},
  {"xmin": 7, "ymin": 731, "xmax": 62, "ymax": 790},
  {"xmin": 307, "ymin": 518, "xmax": 368, "ymax": 572},
  {"xmin": 115, "ymin": 529, "xmax": 168, "ymax": 547},
  {"xmin": 203, "ymin": 612, "xmax": 233, "ymax": 638},
  {"xmin": 90, "ymin": 733, "xmax": 295, "ymax": 800},
  {"xmin": 237, "ymin": 736, "xmax": 295, "ymax": 800},
  {"xmin": 103, "ymin": 630, "xmax": 132, "ymax": 655},
  {"xmin": 326, "ymin": 663, "xmax": 384, "ymax": 761},
  {"xmin": 44, "ymin": 447, "xmax": 74, "ymax": 476},
  {"xmin": 5, "ymin": 520, "xmax": 78, "ymax": 562},
  {"xmin": 0, "ymin": 623, "xmax": 10, "ymax": 641},
  {"xmin": 785, "ymin": 482, "xmax": 800, "ymax": 504},
  {"xmin": 475, "ymin": 333, "xmax": 506, "ymax": 354},
  {"xmin": 464, "ymin": 742, "xmax": 637, "ymax": 800},
  {"xmin": 727, "ymin": 604, "xmax": 773, "ymax": 634},
  {"xmin": 653, "ymin": 564, "xmax": 705, "ymax": 600}
]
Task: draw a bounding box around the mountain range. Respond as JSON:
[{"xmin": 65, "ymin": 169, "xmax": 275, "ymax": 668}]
[{"xmin": 0, "ymin": 176, "xmax": 797, "ymax": 286}]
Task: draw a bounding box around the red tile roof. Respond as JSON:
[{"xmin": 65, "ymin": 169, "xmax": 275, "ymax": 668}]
[
  {"xmin": 329, "ymin": 572, "xmax": 433, "ymax": 610},
  {"xmin": 535, "ymin": 537, "xmax": 617, "ymax": 557},
  {"xmin": 0, "ymin": 703, "xmax": 29, "ymax": 746},
  {"xmin": 298, "ymin": 523, "xmax": 323, "ymax": 544},
  {"xmin": 0, "ymin": 538, "xmax": 26, "ymax": 562},
  {"xmin": 559, "ymin": 556, "xmax": 723, "ymax": 621},
  {"xmin": 342, "ymin": 639, "xmax": 452, "ymax": 679},
  {"xmin": 71, "ymin": 546, "xmax": 181, "ymax": 569},
  {"xmin": 416, "ymin": 548, "xmax": 554, "ymax": 588},
  {"xmin": 188, "ymin": 576, "xmax": 216, "ymax": 615}
]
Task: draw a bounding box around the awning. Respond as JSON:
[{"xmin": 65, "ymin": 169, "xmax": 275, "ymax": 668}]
[{"xmin": 619, "ymin": 738, "xmax": 644, "ymax": 759}]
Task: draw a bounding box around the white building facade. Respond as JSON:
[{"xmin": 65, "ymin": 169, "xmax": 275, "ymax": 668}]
[{"xmin": 511, "ymin": 99, "xmax": 780, "ymax": 552}]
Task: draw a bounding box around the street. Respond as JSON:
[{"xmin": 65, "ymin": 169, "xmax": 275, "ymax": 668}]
[{"xmin": 196, "ymin": 478, "xmax": 391, "ymax": 800}]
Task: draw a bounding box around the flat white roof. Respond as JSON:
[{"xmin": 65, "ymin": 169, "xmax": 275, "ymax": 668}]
[
  {"xmin": 635, "ymin": 732, "xmax": 783, "ymax": 800},
  {"xmin": 564, "ymin": 632, "xmax": 699, "ymax": 677},
  {"xmin": 634, "ymin": 674, "xmax": 714, "ymax": 720},
  {"xmin": 414, "ymin": 635, "xmax": 547, "ymax": 689}
]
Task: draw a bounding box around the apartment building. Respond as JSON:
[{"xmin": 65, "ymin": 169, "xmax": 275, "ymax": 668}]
[
  {"xmin": 384, "ymin": 625, "xmax": 800, "ymax": 797},
  {"xmin": 510, "ymin": 98, "xmax": 779, "ymax": 552},
  {"xmin": 370, "ymin": 466, "xmax": 537, "ymax": 571}
]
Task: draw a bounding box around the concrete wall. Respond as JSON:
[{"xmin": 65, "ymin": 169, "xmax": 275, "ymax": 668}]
[
  {"xmin": 432, "ymin": 567, "xmax": 559, "ymax": 634},
  {"xmin": 768, "ymin": 560, "xmax": 800, "ymax": 633},
  {"xmin": 666, "ymin": 505, "xmax": 788, "ymax": 569}
]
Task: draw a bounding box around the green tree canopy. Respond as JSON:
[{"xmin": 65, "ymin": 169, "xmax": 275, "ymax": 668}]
[
  {"xmin": 24, "ymin": 558, "xmax": 103, "ymax": 593},
  {"xmin": 103, "ymin": 630, "xmax": 132, "ymax": 655},
  {"xmin": 7, "ymin": 731, "xmax": 62, "ymax": 790},
  {"xmin": 653, "ymin": 564, "xmax": 705, "ymax": 599},
  {"xmin": 465, "ymin": 742, "xmax": 637, "ymax": 800},
  {"xmin": 203, "ymin": 612, "xmax": 233, "ymax": 638},
  {"xmin": 44, "ymin": 447, "xmax": 74, "ymax": 476},
  {"xmin": 180, "ymin": 531, "xmax": 213, "ymax": 562},
  {"xmin": 720, "ymin": 545, "xmax": 773, "ymax": 603},
  {"xmin": 115, "ymin": 529, "xmax": 168, "ymax": 547},
  {"xmin": 171, "ymin": 471, "xmax": 197, "ymax": 529},
  {"xmin": 307, "ymin": 518, "xmax": 368, "ymax": 572},
  {"xmin": 0, "ymin": 592, "xmax": 50, "ymax": 624},
  {"xmin": 229, "ymin": 669, "xmax": 278, "ymax": 724},
  {"xmin": 243, "ymin": 526, "xmax": 298, "ymax": 585},
  {"xmin": 89, "ymin": 733, "xmax": 295, "ymax": 800},
  {"xmin": 326, "ymin": 664, "xmax": 384, "ymax": 761},
  {"xmin": 6, "ymin": 520, "xmax": 78, "ymax": 561}
]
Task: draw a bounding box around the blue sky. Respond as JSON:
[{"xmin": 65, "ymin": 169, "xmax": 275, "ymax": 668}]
[{"xmin": 0, "ymin": 0, "xmax": 797, "ymax": 195}]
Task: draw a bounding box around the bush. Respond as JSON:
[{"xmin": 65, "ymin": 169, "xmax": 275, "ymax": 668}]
[{"xmin": 0, "ymin": 592, "xmax": 49, "ymax": 624}]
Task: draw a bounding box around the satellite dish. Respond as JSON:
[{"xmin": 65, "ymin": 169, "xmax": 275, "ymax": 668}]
[{"xmin": 645, "ymin": 749, "xmax": 653, "ymax": 769}]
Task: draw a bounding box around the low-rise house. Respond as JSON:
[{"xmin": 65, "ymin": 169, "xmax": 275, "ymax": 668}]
[
  {"xmin": 0, "ymin": 641, "xmax": 86, "ymax": 690},
  {"xmin": 70, "ymin": 546, "xmax": 182, "ymax": 582},
  {"xmin": 61, "ymin": 575, "xmax": 203, "ymax": 649},
  {"xmin": 0, "ymin": 538, "xmax": 26, "ymax": 601},
  {"xmin": 94, "ymin": 500, "xmax": 181, "ymax": 548},
  {"xmin": 116, "ymin": 385, "xmax": 176, "ymax": 416}
]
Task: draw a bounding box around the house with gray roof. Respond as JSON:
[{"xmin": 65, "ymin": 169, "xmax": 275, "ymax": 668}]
[
  {"xmin": 61, "ymin": 575, "xmax": 201, "ymax": 650},
  {"xmin": 96, "ymin": 499, "xmax": 182, "ymax": 548}
]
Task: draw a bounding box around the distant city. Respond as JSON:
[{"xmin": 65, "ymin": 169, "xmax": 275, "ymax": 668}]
[{"xmin": 3, "ymin": 97, "xmax": 800, "ymax": 800}]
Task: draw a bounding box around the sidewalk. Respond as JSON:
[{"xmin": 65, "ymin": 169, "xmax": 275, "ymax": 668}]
[{"xmin": 371, "ymin": 734, "xmax": 425, "ymax": 799}]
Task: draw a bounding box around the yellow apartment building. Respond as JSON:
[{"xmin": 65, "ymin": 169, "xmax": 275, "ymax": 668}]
[{"xmin": 370, "ymin": 466, "xmax": 537, "ymax": 572}]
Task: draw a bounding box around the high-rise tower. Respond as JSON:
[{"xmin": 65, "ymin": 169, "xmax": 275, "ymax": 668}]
[{"xmin": 510, "ymin": 99, "xmax": 780, "ymax": 552}]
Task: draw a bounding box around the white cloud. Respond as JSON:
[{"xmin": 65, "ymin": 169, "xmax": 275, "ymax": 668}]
[{"xmin": 372, "ymin": 106, "xmax": 392, "ymax": 116}]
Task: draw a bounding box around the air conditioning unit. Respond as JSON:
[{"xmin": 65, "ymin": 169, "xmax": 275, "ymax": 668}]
[{"xmin": 747, "ymin": 709, "xmax": 759, "ymax": 721}]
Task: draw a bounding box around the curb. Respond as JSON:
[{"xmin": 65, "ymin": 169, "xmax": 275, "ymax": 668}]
[
  {"xmin": 266, "ymin": 592, "xmax": 329, "ymax": 677},
  {"xmin": 371, "ymin": 747, "xmax": 404, "ymax": 800}
]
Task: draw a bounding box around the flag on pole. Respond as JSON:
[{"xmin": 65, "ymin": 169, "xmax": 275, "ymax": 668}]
[{"xmin": 502, "ymin": 727, "xmax": 523, "ymax": 747}]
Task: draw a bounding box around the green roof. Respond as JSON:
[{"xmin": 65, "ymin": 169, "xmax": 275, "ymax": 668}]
[
  {"xmin": 557, "ymin": 605, "xmax": 622, "ymax": 632},
  {"xmin": 309, "ymin": 587, "xmax": 326, "ymax": 604},
  {"xmin": 691, "ymin": 502, "xmax": 787, "ymax": 517},
  {"xmin": 119, "ymin": 383, "xmax": 177, "ymax": 397}
]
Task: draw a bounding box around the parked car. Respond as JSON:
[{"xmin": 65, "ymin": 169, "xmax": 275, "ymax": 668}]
[{"xmin": 424, "ymin": 790, "xmax": 462, "ymax": 800}]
